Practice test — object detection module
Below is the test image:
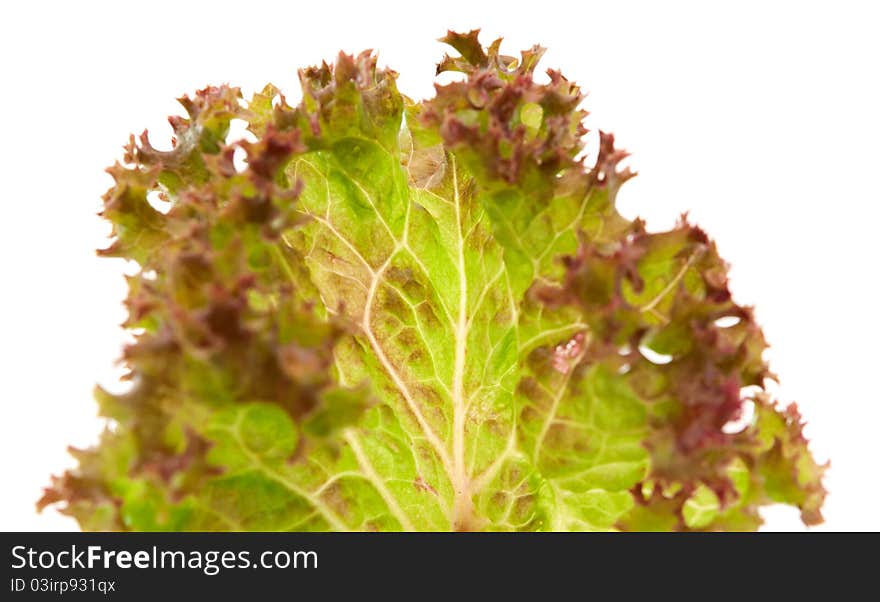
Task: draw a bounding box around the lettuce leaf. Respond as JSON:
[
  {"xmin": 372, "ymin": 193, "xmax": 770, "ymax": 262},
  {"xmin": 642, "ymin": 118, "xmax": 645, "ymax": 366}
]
[{"xmin": 40, "ymin": 30, "xmax": 826, "ymax": 531}]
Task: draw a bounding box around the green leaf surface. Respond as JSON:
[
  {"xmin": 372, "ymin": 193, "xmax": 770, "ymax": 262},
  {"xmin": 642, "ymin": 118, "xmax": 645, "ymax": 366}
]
[{"xmin": 40, "ymin": 31, "xmax": 826, "ymax": 531}]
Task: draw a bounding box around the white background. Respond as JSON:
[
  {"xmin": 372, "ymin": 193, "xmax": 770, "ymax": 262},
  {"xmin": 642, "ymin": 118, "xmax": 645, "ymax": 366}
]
[{"xmin": 1, "ymin": 0, "xmax": 877, "ymax": 531}]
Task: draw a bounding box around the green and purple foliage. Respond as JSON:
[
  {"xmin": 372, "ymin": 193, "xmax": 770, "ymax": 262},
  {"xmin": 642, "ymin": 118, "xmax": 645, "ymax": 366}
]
[{"xmin": 41, "ymin": 31, "xmax": 825, "ymax": 531}]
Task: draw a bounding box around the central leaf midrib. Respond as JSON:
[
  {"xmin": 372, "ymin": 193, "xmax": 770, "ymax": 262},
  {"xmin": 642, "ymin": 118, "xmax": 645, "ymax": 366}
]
[
  {"xmin": 294, "ymin": 143, "xmax": 497, "ymax": 530},
  {"xmin": 450, "ymin": 154, "xmax": 472, "ymax": 528}
]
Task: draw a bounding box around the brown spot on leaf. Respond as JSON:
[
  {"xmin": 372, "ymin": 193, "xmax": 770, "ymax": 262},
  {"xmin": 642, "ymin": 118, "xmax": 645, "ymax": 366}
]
[{"xmin": 413, "ymin": 476, "xmax": 438, "ymax": 496}]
